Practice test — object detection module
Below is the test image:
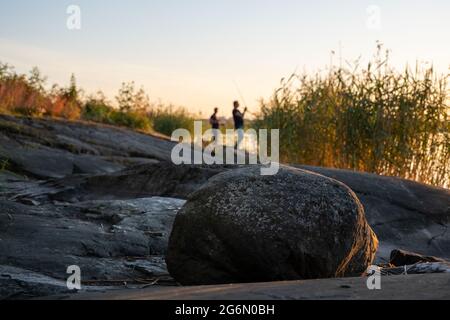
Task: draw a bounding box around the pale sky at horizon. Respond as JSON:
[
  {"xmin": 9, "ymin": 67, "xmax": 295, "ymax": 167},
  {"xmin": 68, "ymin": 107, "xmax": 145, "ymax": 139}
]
[{"xmin": 0, "ymin": 0, "xmax": 449, "ymax": 115}]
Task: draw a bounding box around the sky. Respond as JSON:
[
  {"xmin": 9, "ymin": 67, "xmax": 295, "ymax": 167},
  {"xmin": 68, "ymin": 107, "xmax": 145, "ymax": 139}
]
[{"xmin": 0, "ymin": 0, "xmax": 449, "ymax": 115}]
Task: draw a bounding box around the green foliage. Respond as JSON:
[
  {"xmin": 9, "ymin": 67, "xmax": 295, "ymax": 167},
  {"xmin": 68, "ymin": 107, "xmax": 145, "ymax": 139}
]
[
  {"xmin": 116, "ymin": 82, "xmax": 150, "ymax": 112},
  {"xmin": 116, "ymin": 82, "xmax": 135, "ymax": 112},
  {"xmin": 83, "ymin": 99, "xmax": 114, "ymax": 123},
  {"xmin": 28, "ymin": 67, "xmax": 47, "ymax": 93},
  {"xmin": 83, "ymin": 95, "xmax": 151, "ymax": 131},
  {"xmin": 254, "ymin": 45, "xmax": 450, "ymax": 188},
  {"xmin": 109, "ymin": 110, "xmax": 151, "ymax": 131},
  {"xmin": 0, "ymin": 62, "xmax": 14, "ymax": 80},
  {"xmin": 63, "ymin": 73, "xmax": 80, "ymax": 101},
  {"xmin": 151, "ymin": 106, "xmax": 195, "ymax": 136}
]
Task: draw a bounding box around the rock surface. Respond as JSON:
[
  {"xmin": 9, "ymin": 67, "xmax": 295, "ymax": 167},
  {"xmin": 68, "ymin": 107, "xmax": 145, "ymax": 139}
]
[
  {"xmin": 0, "ymin": 114, "xmax": 175, "ymax": 179},
  {"xmin": 389, "ymin": 249, "xmax": 448, "ymax": 267},
  {"xmin": 0, "ymin": 196, "xmax": 184, "ymax": 299},
  {"xmin": 167, "ymin": 165, "xmax": 378, "ymax": 285},
  {"xmin": 60, "ymin": 273, "xmax": 450, "ymax": 300},
  {"xmin": 37, "ymin": 162, "xmax": 232, "ymax": 202},
  {"xmin": 0, "ymin": 265, "xmax": 114, "ymax": 300},
  {"xmin": 0, "ymin": 115, "xmax": 449, "ymax": 299}
]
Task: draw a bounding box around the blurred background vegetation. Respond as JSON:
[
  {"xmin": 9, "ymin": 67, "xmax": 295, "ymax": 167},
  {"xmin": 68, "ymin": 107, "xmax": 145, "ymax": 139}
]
[
  {"xmin": 0, "ymin": 62, "xmax": 196, "ymax": 136},
  {"xmin": 0, "ymin": 45, "xmax": 449, "ymax": 187},
  {"xmin": 254, "ymin": 45, "xmax": 449, "ymax": 187}
]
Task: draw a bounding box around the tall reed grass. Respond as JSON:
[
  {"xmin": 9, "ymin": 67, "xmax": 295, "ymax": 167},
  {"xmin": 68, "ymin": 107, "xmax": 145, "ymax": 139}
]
[{"xmin": 255, "ymin": 46, "xmax": 449, "ymax": 188}]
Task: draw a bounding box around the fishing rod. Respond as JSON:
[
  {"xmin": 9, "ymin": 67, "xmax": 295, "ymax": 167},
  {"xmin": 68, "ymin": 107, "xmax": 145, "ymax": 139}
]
[{"xmin": 233, "ymin": 80, "xmax": 257, "ymax": 117}]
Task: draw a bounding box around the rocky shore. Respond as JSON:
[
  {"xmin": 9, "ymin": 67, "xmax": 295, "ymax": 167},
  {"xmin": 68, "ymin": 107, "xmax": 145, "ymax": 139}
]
[{"xmin": 0, "ymin": 115, "xmax": 449, "ymax": 300}]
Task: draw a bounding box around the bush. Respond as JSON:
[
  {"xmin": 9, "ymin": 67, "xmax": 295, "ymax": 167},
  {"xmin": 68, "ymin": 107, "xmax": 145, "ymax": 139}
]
[
  {"xmin": 0, "ymin": 65, "xmax": 84, "ymax": 119},
  {"xmin": 48, "ymin": 96, "xmax": 81, "ymax": 120},
  {"xmin": 109, "ymin": 110, "xmax": 151, "ymax": 131},
  {"xmin": 151, "ymin": 107, "xmax": 195, "ymax": 136},
  {"xmin": 82, "ymin": 101, "xmax": 114, "ymax": 123},
  {"xmin": 82, "ymin": 100, "xmax": 151, "ymax": 131},
  {"xmin": 0, "ymin": 63, "xmax": 193, "ymax": 137},
  {"xmin": 0, "ymin": 75, "xmax": 50, "ymax": 116}
]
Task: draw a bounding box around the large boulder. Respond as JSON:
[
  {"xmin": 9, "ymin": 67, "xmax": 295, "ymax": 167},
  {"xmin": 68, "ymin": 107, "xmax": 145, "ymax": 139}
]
[
  {"xmin": 296, "ymin": 165, "xmax": 450, "ymax": 263},
  {"xmin": 166, "ymin": 165, "xmax": 378, "ymax": 285}
]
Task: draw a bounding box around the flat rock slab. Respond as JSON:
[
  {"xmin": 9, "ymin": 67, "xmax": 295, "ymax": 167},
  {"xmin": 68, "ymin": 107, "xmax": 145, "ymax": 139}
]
[
  {"xmin": 0, "ymin": 115, "xmax": 176, "ymax": 179},
  {"xmin": 0, "ymin": 197, "xmax": 185, "ymax": 299},
  {"xmin": 59, "ymin": 273, "xmax": 450, "ymax": 300}
]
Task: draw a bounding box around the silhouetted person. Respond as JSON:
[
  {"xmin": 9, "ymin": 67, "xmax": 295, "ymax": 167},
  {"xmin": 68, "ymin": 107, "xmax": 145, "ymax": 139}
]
[
  {"xmin": 209, "ymin": 108, "xmax": 221, "ymax": 152},
  {"xmin": 232, "ymin": 101, "xmax": 247, "ymax": 149},
  {"xmin": 210, "ymin": 107, "xmax": 220, "ymax": 131}
]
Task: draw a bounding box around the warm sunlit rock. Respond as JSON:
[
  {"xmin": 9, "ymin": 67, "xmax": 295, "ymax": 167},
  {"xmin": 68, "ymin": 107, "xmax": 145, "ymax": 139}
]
[{"xmin": 167, "ymin": 165, "xmax": 378, "ymax": 285}]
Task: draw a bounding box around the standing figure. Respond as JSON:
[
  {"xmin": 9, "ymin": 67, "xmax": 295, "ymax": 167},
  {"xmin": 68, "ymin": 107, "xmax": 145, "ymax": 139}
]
[
  {"xmin": 209, "ymin": 107, "xmax": 221, "ymax": 145},
  {"xmin": 232, "ymin": 101, "xmax": 247, "ymax": 149}
]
